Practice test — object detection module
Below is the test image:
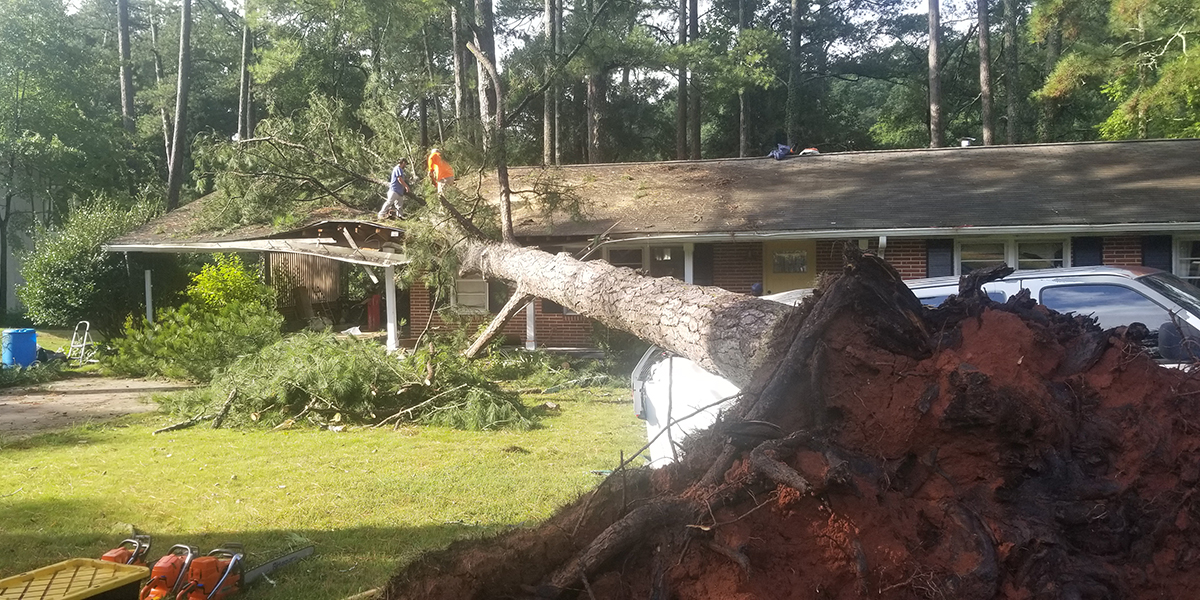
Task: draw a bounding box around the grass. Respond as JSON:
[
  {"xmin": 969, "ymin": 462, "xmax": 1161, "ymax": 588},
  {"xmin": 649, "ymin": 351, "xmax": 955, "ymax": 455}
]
[{"xmin": 0, "ymin": 386, "xmax": 646, "ymax": 599}]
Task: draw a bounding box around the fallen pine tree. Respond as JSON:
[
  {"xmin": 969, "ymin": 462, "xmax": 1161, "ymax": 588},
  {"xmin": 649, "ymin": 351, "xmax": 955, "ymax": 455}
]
[{"xmin": 380, "ymin": 249, "xmax": 1200, "ymax": 599}]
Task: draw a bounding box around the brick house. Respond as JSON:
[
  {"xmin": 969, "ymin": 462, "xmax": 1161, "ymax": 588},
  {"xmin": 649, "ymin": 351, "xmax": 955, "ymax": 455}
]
[
  {"xmin": 111, "ymin": 139, "xmax": 1200, "ymax": 351},
  {"xmin": 422, "ymin": 139, "xmax": 1200, "ymax": 348}
]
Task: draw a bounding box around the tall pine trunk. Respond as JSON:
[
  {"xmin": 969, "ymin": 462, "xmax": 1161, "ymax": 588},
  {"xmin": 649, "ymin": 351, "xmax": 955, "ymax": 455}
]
[
  {"xmin": 676, "ymin": 0, "xmax": 687, "ymax": 159},
  {"xmin": 543, "ymin": 0, "xmax": 556, "ymax": 165},
  {"xmin": 236, "ymin": 16, "xmax": 252, "ymax": 139},
  {"xmin": 166, "ymin": 0, "xmax": 192, "ymax": 211},
  {"xmin": 738, "ymin": 0, "xmax": 747, "ymax": 157},
  {"xmin": 786, "ymin": 0, "xmax": 805, "ymax": 146},
  {"xmin": 117, "ymin": 0, "xmax": 135, "ymax": 133},
  {"xmin": 687, "ymin": 0, "xmax": 700, "ymax": 159},
  {"xmin": 474, "ymin": 0, "xmax": 497, "ymax": 152},
  {"xmin": 978, "ymin": 0, "xmax": 994, "ymax": 145},
  {"xmin": 928, "ymin": 0, "xmax": 943, "ymax": 148},
  {"xmin": 150, "ymin": 0, "xmax": 172, "ymax": 159},
  {"xmin": 1037, "ymin": 20, "xmax": 1061, "ymax": 142},
  {"xmin": 1003, "ymin": 0, "xmax": 1019, "ymax": 144},
  {"xmin": 586, "ymin": 72, "xmax": 606, "ymax": 163}
]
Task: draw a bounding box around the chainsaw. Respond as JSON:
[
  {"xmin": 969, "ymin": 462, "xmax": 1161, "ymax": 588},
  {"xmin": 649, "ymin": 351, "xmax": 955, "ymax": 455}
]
[{"xmin": 101, "ymin": 537, "xmax": 313, "ymax": 600}]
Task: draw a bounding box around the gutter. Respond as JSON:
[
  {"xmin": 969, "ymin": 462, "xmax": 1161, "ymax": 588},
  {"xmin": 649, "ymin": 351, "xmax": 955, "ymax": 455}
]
[{"xmin": 104, "ymin": 239, "xmax": 410, "ymax": 268}]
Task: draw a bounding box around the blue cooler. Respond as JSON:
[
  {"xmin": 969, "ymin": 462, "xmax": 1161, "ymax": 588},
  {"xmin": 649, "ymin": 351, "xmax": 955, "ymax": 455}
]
[{"xmin": 2, "ymin": 328, "xmax": 37, "ymax": 368}]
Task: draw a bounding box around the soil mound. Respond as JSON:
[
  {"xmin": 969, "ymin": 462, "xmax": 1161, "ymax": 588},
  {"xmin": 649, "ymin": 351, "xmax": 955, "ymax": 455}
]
[{"xmin": 383, "ymin": 254, "xmax": 1200, "ymax": 599}]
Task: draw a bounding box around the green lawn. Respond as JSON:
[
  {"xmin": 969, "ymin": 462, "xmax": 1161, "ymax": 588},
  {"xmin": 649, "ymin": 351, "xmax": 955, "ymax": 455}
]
[{"xmin": 0, "ymin": 386, "xmax": 646, "ymax": 599}]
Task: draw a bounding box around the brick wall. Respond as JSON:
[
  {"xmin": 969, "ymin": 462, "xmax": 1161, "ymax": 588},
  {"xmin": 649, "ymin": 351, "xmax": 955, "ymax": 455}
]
[
  {"xmin": 405, "ymin": 281, "xmax": 594, "ymax": 348},
  {"xmin": 884, "ymin": 238, "xmax": 928, "ymax": 279},
  {"xmin": 1103, "ymin": 236, "xmax": 1142, "ymax": 266},
  {"xmin": 712, "ymin": 242, "xmax": 763, "ymax": 294}
]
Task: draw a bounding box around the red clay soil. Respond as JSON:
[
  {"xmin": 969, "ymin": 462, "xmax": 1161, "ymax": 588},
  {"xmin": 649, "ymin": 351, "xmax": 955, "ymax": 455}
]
[{"xmin": 383, "ymin": 258, "xmax": 1200, "ymax": 599}]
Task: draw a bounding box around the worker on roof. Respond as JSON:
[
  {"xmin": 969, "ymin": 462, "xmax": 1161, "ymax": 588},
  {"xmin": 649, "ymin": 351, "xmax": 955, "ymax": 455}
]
[
  {"xmin": 377, "ymin": 157, "xmax": 411, "ymax": 220},
  {"xmin": 427, "ymin": 148, "xmax": 456, "ymax": 195}
]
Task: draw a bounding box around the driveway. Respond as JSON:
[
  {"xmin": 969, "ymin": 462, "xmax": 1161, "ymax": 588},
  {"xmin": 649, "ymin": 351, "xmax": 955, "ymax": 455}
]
[{"xmin": 0, "ymin": 377, "xmax": 191, "ymax": 440}]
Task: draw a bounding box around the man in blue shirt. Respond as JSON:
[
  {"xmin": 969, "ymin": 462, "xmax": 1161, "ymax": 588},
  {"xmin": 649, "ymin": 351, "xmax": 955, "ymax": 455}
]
[{"xmin": 377, "ymin": 158, "xmax": 411, "ymax": 220}]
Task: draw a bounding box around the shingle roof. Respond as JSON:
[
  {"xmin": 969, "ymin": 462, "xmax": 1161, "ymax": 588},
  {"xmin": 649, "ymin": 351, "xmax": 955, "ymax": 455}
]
[{"xmin": 505, "ymin": 139, "xmax": 1200, "ymax": 240}]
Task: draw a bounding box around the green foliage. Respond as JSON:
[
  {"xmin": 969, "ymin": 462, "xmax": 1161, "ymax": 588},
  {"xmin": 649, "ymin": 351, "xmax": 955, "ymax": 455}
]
[
  {"xmin": 107, "ymin": 300, "xmax": 284, "ymax": 382},
  {"xmin": 186, "ymin": 254, "xmax": 274, "ymax": 310},
  {"xmin": 18, "ymin": 198, "xmax": 162, "ymax": 339},
  {"xmin": 158, "ymin": 332, "xmax": 535, "ymax": 431},
  {"xmin": 0, "ymin": 362, "xmax": 64, "ymax": 389}
]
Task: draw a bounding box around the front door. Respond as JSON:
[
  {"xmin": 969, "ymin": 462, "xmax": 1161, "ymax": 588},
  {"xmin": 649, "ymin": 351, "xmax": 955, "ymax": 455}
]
[{"xmin": 763, "ymin": 240, "xmax": 818, "ymax": 295}]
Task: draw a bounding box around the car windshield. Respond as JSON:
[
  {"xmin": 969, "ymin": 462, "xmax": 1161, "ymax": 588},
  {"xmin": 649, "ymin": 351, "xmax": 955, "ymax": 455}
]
[{"xmin": 1138, "ymin": 272, "xmax": 1200, "ymax": 319}]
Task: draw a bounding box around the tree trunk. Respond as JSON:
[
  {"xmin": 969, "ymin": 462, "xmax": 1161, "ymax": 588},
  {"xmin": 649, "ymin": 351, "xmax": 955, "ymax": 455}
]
[
  {"xmin": 586, "ymin": 71, "xmax": 606, "ymax": 163},
  {"xmin": 676, "ymin": 0, "xmax": 687, "ymax": 159},
  {"xmin": 150, "ymin": 0, "xmax": 172, "ymax": 159},
  {"xmin": 687, "ymin": 0, "xmax": 700, "ymax": 159},
  {"xmin": 466, "ymin": 44, "xmax": 515, "ymax": 244},
  {"xmin": 738, "ymin": 0, "xmax": 747, "ymax": 157},
  {"xmin": 1003, "ymin": 0, "xmax": 1018, "ymax": 144},
  {"xmin": 553, "ymin": 0, "xmax": 562, "ymax": 164},
  {"xmin": 451, "ymin": 7, "xmax": 465, "ymax": 125},
  {"xmin": 166, "ymin": 0, "xmax": 192, "ymax": 211},
  {"xmin": 543, "ymin": 0, "xmax": 555, "ymax": 165},
  {"xmin": 117, "ymin": 0, "xmax": 135, "ymax": 133},
  {"xmin": 978, "ymin": 0, "xmax": 994, "ymax": 145},
  {"xmin": 1037, "ymin": 18, "xmax": 1061, "ymax": 142},
  {"xmin": 459, "ymin": 240, "xmax": 792, "ymax": 386},
  {"xmin": 237, "ymin": 18, "xmax": 252, "ymax": 139},
  {"xmin": 474, "ymin": 0, "xmax": 497, "ymax": 152},
  {"xmin": 786, "ymin": 0, "xmax": 805, "ymax": 147},
  {"xmin": 928, "ymin": 0, "xmax": 944, "ymax": 148}
]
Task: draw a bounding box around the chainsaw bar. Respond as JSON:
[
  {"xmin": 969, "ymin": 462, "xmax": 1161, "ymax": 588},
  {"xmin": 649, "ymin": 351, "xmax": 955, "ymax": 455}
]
[{"xmin": 243, "ymin": 546, "xmax": 314, "ymax": 584}]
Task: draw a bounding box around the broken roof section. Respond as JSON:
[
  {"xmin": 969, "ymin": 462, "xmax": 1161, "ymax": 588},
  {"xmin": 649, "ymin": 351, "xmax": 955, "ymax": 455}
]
[
  {"xmin": 504, "ymin": 139, "xmax": 1200, "ymax": 242},
  {"xmin": 106, "ymin": 196, "xmax": 407, "ymax": 267}
]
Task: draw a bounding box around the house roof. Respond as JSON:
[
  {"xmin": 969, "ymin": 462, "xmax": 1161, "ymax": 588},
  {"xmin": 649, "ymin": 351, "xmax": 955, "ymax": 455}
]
[{"xmin": 505, "ymin": 139, "xmax": 1200, "ymax": 242}]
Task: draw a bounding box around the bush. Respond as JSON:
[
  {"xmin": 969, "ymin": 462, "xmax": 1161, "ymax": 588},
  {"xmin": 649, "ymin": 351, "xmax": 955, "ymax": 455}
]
[
  {"xmin": 186, "ymin": 254, "xmax": 274, "ymax": 309},
  {"xmin": 107, "ymin": 300, "xmax": 283, "ymax": 382},
  {"xmin": 19, "ymin": 197, "xmax": 164, "ymax": 339},
  {"xmin": 158, "ymin": 332, "xmax": 536, "ymax": 431}
]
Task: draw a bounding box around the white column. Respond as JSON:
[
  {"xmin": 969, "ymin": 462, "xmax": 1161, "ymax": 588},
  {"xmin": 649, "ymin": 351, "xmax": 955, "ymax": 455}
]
[
  {"xmin": 144, "ymin": 270, "xmax": 153, "ymax": 323},
  {"xmin": 683, "ymin": 243, "xmax": 695, "ymax": 284},
  {"xmin": 525, "ymin": 301, "xmax": 537, "ymax": 350},
  {"xmin": 384, "ymin": 265, "xmax": 398, "ymax": 353}
]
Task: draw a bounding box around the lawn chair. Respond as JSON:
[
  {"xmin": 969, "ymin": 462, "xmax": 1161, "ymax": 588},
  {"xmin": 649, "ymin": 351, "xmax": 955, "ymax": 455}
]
[{"xmin": 66, "ymin": 321, "xmax": 97, "ymax": 367}]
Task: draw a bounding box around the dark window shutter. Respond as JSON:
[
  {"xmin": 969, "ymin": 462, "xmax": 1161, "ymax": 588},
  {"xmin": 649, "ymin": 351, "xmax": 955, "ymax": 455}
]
[
  {"xmin": 539, "ymin": 245, "xmax": 565, "ymax": 314},
  {"xmin": 1072, "ymin": 237, "xmax": 1103, "ymax": 266},
  {"xmin": 693, "ymin": 244, "xmax": 714, "ymax": 285},
  {"xmin": 1142, "ymin": 235, "xmax": 1173, "ymax": 271},
  {"xmin": 926, "ymin": 239, "xmax": 954, "ymax": 277}
]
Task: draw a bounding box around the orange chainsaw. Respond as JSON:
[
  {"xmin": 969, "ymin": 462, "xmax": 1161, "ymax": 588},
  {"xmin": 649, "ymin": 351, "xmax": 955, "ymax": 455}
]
[{"xmin": 100, "ymin": 538, "xmax": 313, "ymax": 600}]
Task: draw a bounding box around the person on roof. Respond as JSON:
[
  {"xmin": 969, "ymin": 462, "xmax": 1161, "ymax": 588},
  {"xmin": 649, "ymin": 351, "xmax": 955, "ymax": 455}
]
[
  {"xmin": 427, "ymin": 148, "xmax": 456, "ymax": 195},
  {"xmin": 377, "ymin": 158, "xmax": 411, "ymax": 220}
]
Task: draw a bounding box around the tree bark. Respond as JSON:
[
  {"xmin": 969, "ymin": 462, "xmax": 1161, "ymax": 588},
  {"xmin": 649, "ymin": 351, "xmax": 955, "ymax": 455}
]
[
  {"xmin": 117, "ymin": 0, "xmax": 135, "ymax": 133},
  {"xmin": 150, "ymin": 0, "xmax": 172, "ymax": 159},
  {"xmin": 466, "ymin": 44, "xmax": 515, "ymax": 244},
  {"xmin": 458, "ymin": 240, "xmax": 793, "ymax": 386},
  {"xmin": 451, "ymin": 7, "xmax": 466, "ymax": 125},
  {"xmin": 464, "ymin": 291, "xmax": 535, "ymax": 358},
  {"xmin": 676, "ymin": 0, "xmax": 687, "ymax": 159},
  {"xmin": 687, "ymin": 0, "xmax": 700, "ymax": 159},
  {"xmin": 738, "ymin": 0, "xmax": 747, "ymax": 157},
  {"xmin": 928, "ymin": 0, "xmax": 944, "ymax": 148},
  {"xmin": 787, "ymin": 0, "xmax": 805, "ymax": 147},
  {"xmin": 237, "ymin": 17, "xmax": 252, "ymax": 139},
  {"xmin": 553, "ymin": 0, "xmax": 562, "ymax": 164},
  {"xmin": 166, "ymin": 0, "xmax": 192, "ymax": 211},
  {"xmin": 1037, "ymin": 18, "xmax": 1061, "ymax": 142},
  {"xmin": 543, "ymin": 0, "xmax": 556, "ymax": 165},
  {"xmin": 1003, "ymin": 0, "xmax": 1018, "ymax": 144},
  {"xmin": 474, "ymin": 0, "xmax": 497, "ymax": 152},
  {"xmin": 586, "ymin": 71, "xmax": 606, "ymax": 163},
  {"xmin": 978, "ymin": 0, "xmax": 994, "ymax": 145}
]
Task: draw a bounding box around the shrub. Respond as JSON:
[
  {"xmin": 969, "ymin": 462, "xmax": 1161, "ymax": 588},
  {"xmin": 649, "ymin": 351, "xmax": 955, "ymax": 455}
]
[
  {"xmin": 19, "ymin": 197, "xmax": 165, "ymax": 339},
  {"xmin": 107, "ymin": 300, "xmax": 283, "ymax": 382},
  {"xmin": 186, "ymin": 254, "xmax": 274, "ymax": 309}
]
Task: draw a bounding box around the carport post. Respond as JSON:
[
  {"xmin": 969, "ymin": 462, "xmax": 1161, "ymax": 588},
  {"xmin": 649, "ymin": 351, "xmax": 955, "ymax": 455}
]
[
  {"xmin": 384, "ymin": 265, "xmax": 398, "ymax": 353},
  {"xmin": 144, "ymin": 270, "xmax": 153, "ymax": 323},
  {"xmin": 525, "ymin": 300, "xmax": 536, "ymax": 350}
]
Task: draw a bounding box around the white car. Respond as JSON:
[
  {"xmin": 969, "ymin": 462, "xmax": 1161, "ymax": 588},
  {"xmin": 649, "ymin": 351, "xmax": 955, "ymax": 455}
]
[{"xmin": 631, "ymin": 266, "xmax": 1200, "ymax": 466}]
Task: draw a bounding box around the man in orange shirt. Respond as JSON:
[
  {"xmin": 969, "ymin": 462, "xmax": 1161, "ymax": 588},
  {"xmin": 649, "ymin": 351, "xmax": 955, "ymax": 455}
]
[{"xmin": 427, "ymin": 148, "xmax": 455, "ymax": 195}]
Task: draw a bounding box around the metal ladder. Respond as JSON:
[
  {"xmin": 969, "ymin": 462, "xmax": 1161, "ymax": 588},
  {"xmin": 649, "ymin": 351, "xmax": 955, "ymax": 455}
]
[{"xmin": 66, "ymin": 321, "xmax": 95, "ymax": 366}]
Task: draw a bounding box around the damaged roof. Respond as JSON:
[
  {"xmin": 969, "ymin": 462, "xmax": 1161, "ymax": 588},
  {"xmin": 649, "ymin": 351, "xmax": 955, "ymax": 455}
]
[{"xmin": 505, "ymin": 139, "xmax": 1200, "ymax": 241}]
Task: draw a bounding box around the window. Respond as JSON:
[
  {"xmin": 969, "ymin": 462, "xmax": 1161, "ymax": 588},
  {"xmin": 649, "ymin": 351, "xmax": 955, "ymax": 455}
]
[
  {"xmin": 959, "ymin": 242, "xmax": 1006, "ymax": 274},
  {"xmin": 608, "ymin": 248, "xmax": 644, "ymax": 270},
  {"xmin": 650, "ymin": 246, "xmax": 685, "ymax": 280},
  {"xmin": 1040, "ymin": 284, "xmax": 1172, "ymax": 330},
  {"xmin": 927, "ymin": 239, "xmax": 954, "ymax": 277},
  {"xmin": 1178, "ymin": 239, "xmax": 1200, "ymax": 286},
  {"xmin": 455, "ymin": 276, "xmax": 489, "ymax": 312},
  {"xmin": 772, "ymin": 250, "xmax": 808, "ymax": 274},
  {"xmin": 1017, "ymin": 241, "xmax": 1064, "ymax": 270}
]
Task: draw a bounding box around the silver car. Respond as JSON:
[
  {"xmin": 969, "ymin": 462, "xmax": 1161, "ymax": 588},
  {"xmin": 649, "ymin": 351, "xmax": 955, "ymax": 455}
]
[{"xmin": 632, "ymin": 266, "xmax": 1200, "ymax": 466}]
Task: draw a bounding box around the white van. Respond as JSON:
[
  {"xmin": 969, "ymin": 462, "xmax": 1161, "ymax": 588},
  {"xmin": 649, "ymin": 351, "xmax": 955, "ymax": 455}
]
[{"xmin": 631, "ymin": 266, "xmax": 1200, "ymax": 466}]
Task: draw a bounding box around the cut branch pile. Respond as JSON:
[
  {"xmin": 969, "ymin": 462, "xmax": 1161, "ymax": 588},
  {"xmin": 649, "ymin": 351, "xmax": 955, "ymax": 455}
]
[{"xmin": 382, "ymin": 250, "xmax": 1200, "ymax": 599}]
